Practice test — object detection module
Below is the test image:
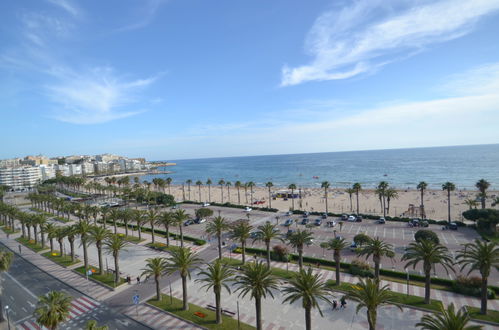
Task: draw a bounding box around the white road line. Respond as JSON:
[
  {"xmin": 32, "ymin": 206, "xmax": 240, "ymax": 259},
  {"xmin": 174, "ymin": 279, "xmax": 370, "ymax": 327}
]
[
  {"xmin": 383, "ymin": 228, "xmax": 386, "ymax": 238},
  {"xmin": 441, "ymin": 233, "xmax": 448, "ymax": 244},
  {"xmin": 452, "ymin": 234, "xmax": 459, "ymax": 244},
  {"xmin": 356, "ymin": 226, "xmax": 361, "ymax": 234},
  {"xmin": 373, "ymin": 227, "xmax": 378, "ymax": 238},
  {"xmin": 4, "ymin": 272, "xmax": 38, "ymax": 299}
]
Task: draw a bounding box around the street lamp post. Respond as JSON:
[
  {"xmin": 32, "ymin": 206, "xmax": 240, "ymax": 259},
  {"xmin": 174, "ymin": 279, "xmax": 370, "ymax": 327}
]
[
  {"xmin": 237, "ymin": 300, "xmax": 240, "ymax": 330},
  {"xmin": 405, "ymin": 268, "xmax": 409, "ymax": 296},
  {"xmin": 5, "ymin": 305, "xmax": 11, "ymax": 330}
]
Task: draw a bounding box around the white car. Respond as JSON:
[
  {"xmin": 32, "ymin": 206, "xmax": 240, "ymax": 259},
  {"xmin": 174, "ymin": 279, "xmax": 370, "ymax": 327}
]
[
  {"xmin": 244, "ymin": 207, "xmax": 252, "ymax": 212},
  {"xmin": 347, "ymin": 215, "xmax": 356, "ymax": 222},
  {"xmin": 202, "ymin": 203, "xmax": 210, "ymax": 207},
  {"xmin": 195, "ymin": 218, "xmax": 206, "ymax": 224}
]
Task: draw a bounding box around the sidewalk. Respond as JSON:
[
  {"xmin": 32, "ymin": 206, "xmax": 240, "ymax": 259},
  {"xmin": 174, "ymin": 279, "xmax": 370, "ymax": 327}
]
[
  {"xmin": 225, "ymin": 252, "xmax": 499, "ymax": 311},
  {"xmin": 122, "ymin": 303, "xmax": 204, "ymax": 329}
]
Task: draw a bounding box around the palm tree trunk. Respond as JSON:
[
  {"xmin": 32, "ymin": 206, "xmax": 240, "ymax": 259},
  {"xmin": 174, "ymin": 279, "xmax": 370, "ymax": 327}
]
[
  {"xmin": 182, "ymin": 275, "xmax": 188, "ymax": 311},
  {"xmin": 58, "ymin": 240, "xmax": 63, "ymax": 256},
  {"xmin": 113, "ymin": 220, "xmax": 117, "ymax": 234},
  {"xmin": 198, "ymin": 187, "xmax": 201, "ymax": 202},
  {"xmin": 97, "ymin": 244, "xmax": 103, "ymax": 275},
  {"xmin": 356, "ymin": 192, "xmax": 360, "ymax": 215},
  {"xmin": 124, "ymin": 223, "xmax": 129, "ymax": 237},
  {"xmin": 241, "ymin": 241, "xmax": 246, "ymax": 264},
  {"xmin": 208, "ymin": 186, "xmax": 211, "ymax": 203},
  {"xmin": 217, "ymin": 233, "xmax": 222, "ymax": 259},
  {"xmin": 481, "ymin": 277, "xmax": 488, "ymax": 314},
  {"xmin": 325, "ymin": 190, "xmax": 328, "ymax": 214},
  {"xmin": 424, "ymin": 271, "xmax": 431, "ymax": 304},
  {"xmin": 367, "ymin": 310, "xmax": 376, "ymax": 330},
  {"xmin": 83, "ymin": 241, "xmax": 88, "ymax": 270},
  {"xmin": 34, "ymin": 227, "xmax": 38, "ymax": 244},
  {"xmin": 179, "ymin": 224, "xmax": 184, "ymax": 248},
  {"xmin": 215, "ymin": 289, "xmax": 222, "ymax": 324},
  {"xmin": 334, "ymin": 254, "xmax": 340, "ymax": 285},
  {"xmin": 151, "ymin": 222, "xmax": 155, "ymax": 244},
  {"xmin": 41, "ymin": 229, "xmax": 45, "ymax": 247},
  {"xmin": 266, "ymin": 241, "xmax": 271, "ymax": 268},
  {"xmin": 237, "ymin": 187, "xmax": 241, "ymax": 204},
  {"xmin": 305, "ymin": 306, "xmax": 312, "ymax": 330},
  {"xmin": 374, "ymin": 260, "xmax": 380, "ymax": 279},
  {"xmin": 70, "ymin": 239, "xmax": 75, "ymax": 261},
  {"xmin": 298, "ymin": 248, "xmax": 303, "ymax": 270},
  {"xmin": 291, "ymin": 190, "xmax": 295, "ymax": 210},
  {"xmin": 114, "ymin": 252, "xmax": 119, "ymax": 285},
  {"xmin": 165, "ymin": 226, "xmax": 170, "ymax": 247},
  {"xmin": 255, "ymin": 296, "xmax": 262, "ymax": 330},
  {"xmin": 447, "ymin": 190, "xmax": 451, "ymax": 223},
  {"xmin": 138, "ymin": 225, "xmax": 142, "ymax": 240},
  {"xmin": 155, "ymin": 276, "xmax": 160, "ymax": 301},
  {"xmin": 220, "ymin": 186, "xmax": 223, "ymax": 203}
]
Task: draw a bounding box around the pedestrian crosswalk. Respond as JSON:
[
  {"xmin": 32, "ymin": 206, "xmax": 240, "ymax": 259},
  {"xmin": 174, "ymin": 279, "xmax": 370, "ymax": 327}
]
[{"xmin": 17, "ymin": 296, "xmax": 100, "ymax": 330}]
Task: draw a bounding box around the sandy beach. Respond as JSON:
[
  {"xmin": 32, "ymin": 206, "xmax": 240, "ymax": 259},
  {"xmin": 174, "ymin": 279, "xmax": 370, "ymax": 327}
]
[{"xmin": 144, "ymin": 184, "xmax": 497, "ymax": 221}]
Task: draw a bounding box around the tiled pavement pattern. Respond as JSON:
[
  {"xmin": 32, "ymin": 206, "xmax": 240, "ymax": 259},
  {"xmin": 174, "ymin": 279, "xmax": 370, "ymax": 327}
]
[{"xmin": 122, "ymin": 303, "xmax": 203, "ymax": 329}]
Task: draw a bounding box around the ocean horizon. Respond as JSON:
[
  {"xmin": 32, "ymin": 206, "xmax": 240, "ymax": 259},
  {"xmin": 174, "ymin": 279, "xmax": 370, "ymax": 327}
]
[{"xmin": 142, "ymin": 144, "xmax": 499, "ymax": 190}]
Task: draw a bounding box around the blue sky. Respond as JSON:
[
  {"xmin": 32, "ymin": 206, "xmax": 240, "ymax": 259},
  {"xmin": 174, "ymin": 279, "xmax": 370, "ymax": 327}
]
[{"xmin": 1, "ymin": 0, "xmax": 499, "ymax": 160}]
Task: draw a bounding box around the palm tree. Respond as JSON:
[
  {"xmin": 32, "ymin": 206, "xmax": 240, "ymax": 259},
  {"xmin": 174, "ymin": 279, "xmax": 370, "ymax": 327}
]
[
  {"xmin": 104, "ymin": 234, "xmax": 127, "ymax": 286},
  {"xmin": 327, "ymin": 237, "xmax": 349, "ymax": 285},
  {"xmin": 0, "ymin": 249, "xmax": 13, "ymax": 322},
  {"xmin": 353, "ymin": 183, "xmax": 362, "ymax": 215},
  {"xmin": 64, "ymin": 225, "xmax": 76, "ymax": 262},
  {"xmin": 89, "ymin": 226, "xmax": 110, "ymax": 275},
  {"xmin": 235, "ymin": 181, "xmax": 242, "ymax": 204},
  {"xmin": 402, "ymin": 240, "xmax": 454, "ymax": 304},
  {"xmin": 186, "ymin": 179, "xmax": 192, "ymax": 200},
  {"xmin": 247, "ymin": 181, "xmax": 255, "ymax": 205},
  {"xmin": 44, "ymin": 223, "xmax": 57, "ymax": 253},
  {"xmin": 464, "ymin": 199, "xmax": 479, "ymax": 210},
  {"xmin": 165, "ymin": 177, "xmax": 173, "ymax": 195},
  {"xmin": 196, "ymin": 259, "xmax": 235, "ymax": 324},
  {"xmin": 265, "ymin": 182, "xmax": 274, "ymax": 208},
  {"xmin": 157, "ymin": 211, "xmax": 175, "ymax": 247},
  {"xmin": 288, "ymin": 184, "xmax": 297, "ymax": 210},
  {"xmin": 108, "ymin": 209, "xmax": 121, "ymax": 234},
  {"xmin": 145, "ymin": 209, "xmax": 158, "ymax": 244},
  {"xmin": 165, "ymin": 247, "xmax": 202, "ymax": 311},
  {"xmin": 385, "ymin": 188, "xmax": 398, "ymax": 215},
  {"xmin": 442, "ymin": 182, "xmax": 456, "ymax": 223},
  {"xmin": 173, "ymin": 209, "xmax": 190, "ymax": 247},
  {"xmin": 218, "ymin": 179, "xmax": 225, "ymax": 203},
  {"xmin": 196, "ymin": 180, "xmax": 203, "ymax": 202},
  {"xmin": 85, "ymin": 320, "xmax": 109, "ymax": 330},
  {"xmin": 234, "ymin": 261, "xmax": 279, "ymax": 330},
  {"xmin": 75, "ymin": 220, "xmax": 92, "ymax": 272},
  {"xmin": 376, "ymin": 181, "xmax": 389, "ymax": 217},
  {"xmin": 100, "ymin": 207, "xmax": 110, "ymax": 229},
  {"xmin": 346, "ymin": 188, "xmax": 355, "ymax": 212},
  {"xmin": 417, "ymin": 181, "xmax": 428, "ymax": 218},
  {"xmin": 225, "ymin": 181, "xmax": 231, "ymax": 203},
  {"xmin": 206, "ymin": 179, "xmax": 212, "ymax": 203},
  {"xmin": 254, "ymin": 222, "xmax": 281, "ymax": 268},
  {"xmin": 141, "ymin": 257, "xmax": 168, "ymax": 301},
  {"xmin": 206, "ymin": 216, "xmax": 230, "ymax": 259},
  {"xmin": 287, "ymin": 229, "xmax": 313, "ymax": 270},
  {"xmin": 456, "ymin": 239, "xmax": 499, "ymax": 315},
  {"xmin": 475, "ymin": 179, "xmax": 490, "ymax": 209},
  {"xmin": 357, "ymin": 237, "xmax": 394, "ymax": 279},
  {"xmin": 230, "ymin": 220, "xmax": 253, "ymax": 264},
  {"xmin": 282, "ymin": 268, "xmax": 333, "ymax": 330},
  {"xmin": 346, "ymin": 278, "xmax": 401, "ymax": 330},
  {"xmin": 321, "ymin": 181, "xmax": 330, "ymax": 214},
  {"xmin": 416, "ymin": 303, "xmax": 482, "ymax": 330},
  {"xmin": 35, "ymin": 291, "xmax": 72, "ymax": 330}
]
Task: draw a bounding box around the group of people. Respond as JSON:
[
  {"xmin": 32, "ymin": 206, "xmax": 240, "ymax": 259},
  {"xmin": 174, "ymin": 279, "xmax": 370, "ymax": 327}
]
[
  {"xmin": 332, "ymin": 297, "xmax": 347, "ymax": 310},
  {"xmin": 126, "ymin": 275, "xmax": 149, "ymax": 284}
]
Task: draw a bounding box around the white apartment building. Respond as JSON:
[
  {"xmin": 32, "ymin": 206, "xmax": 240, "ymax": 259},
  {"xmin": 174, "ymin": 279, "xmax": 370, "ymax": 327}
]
[
  {"xmin": 39, "ymin": 165, "xmax": 56, "ymax": 181},
  {"xmin": 55, "ymin": 164, "xmax": 82, "ymax": 176},
  {"xmin": 81, "ymin": 162, "xmax": 95, "ymax": 175},
  {"xmin": 0, "ymin": 166, "xmax": 41, "ymax": 189}
]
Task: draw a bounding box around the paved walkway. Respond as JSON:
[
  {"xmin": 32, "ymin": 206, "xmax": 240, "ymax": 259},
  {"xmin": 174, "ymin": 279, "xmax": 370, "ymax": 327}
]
[
  {"xmin": 121, "ymin": 303, "xmax": 203, "ymax": 329},
  {"xmin": 225, "ymin": 252, "xmax": 499, "ymax": 311}
]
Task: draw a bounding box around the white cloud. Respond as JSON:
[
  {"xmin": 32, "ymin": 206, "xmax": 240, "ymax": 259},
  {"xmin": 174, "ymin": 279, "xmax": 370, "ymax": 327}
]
[
  {"xmin": 46, "ymin": 0, "xmax": 81, "ymax": 17},
  {"xmin": 281, "ymin": 0, "xmax": 499, "ymax": 86},
  {"xmin": 47, "ymin": 67, "xmax": 158, "ymax": 124}
]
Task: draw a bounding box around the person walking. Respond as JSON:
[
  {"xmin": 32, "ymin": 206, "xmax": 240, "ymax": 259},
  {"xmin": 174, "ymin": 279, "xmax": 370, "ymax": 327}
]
[
  {"xmin": 18, "ymin": 244, "xmax": 22, "ymax": 254},
  {"xmin": 332, "ymin": 300, "xmax": 338, "ymax": 311},
  {"xmin": 136, "ymin": 276, "xmax": 141, "ymax": 284},
  {"xmin": 340, "ymin": 296, "xmax": 347, "ymax": 309}
]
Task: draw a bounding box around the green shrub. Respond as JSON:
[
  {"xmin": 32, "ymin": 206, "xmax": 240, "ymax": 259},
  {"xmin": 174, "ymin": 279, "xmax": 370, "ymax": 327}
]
[
  {"xmin": 415, "ymin": 229, "xmax": 440, "ymax": 244},
  {"xmin": 349, "ymin": 259, "xmax": 374, "ymax": 278}
]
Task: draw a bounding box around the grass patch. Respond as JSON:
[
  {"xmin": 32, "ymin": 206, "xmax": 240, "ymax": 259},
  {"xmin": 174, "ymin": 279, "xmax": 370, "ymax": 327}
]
[
  {"xmin": 466, "ymin": 306, "xmax": 499, "ymax": 323},
  {"xmin": 0, "ymin": 226, "xmax": 20, "ymax": 235},
  {"xmin": 148, "ymin": 294, "xmax": 255, "ymax": 330},
  {"xmin": 53, "ymin": 216, "xmax": 71, "ymax": 223},
  {"xmin": 74, "ymin": 265, "xmax": 125, "ymax": 288},
  {"xmin": 42, "ymin": 251, "xmax": 80, "ymax": 267},
  {"xmin": 119, "ymin": 234, "xmax": 145, "ymax": 244},
  {"xmin": 146, "ymin": 242, "xmax": 181, "ymax": 252},
  {"xmin": 16, "ymin": 237, "xmax": 48, "ymax": 252}
]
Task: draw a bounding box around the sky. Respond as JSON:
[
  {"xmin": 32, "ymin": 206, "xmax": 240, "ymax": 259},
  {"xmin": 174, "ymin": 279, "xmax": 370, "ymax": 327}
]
[{"xmin": 1, "ymin": 0, "xmax": 499, "ymax": 161}]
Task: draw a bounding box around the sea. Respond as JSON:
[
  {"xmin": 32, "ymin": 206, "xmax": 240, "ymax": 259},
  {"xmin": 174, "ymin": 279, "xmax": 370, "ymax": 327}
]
[{"xmin": 140, "ymin": 144, "xmax": 499, "ymax": 190}]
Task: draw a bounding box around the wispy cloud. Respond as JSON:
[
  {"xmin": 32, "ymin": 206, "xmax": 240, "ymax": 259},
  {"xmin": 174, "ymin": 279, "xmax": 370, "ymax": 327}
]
[
  {"xmin": 115, "ymin": 0, "xmax": 168, "ymax": 32},
  {"xmin": 281, "ymin": 0, "xmax": 499, "ymax": 86},
  {"xmin": 47, "ymin": 67, "xmax": 158, "ymax": 124},
  {"xmin": 46, "ymin": 0, "xmax": 81, "ymax": 17}
]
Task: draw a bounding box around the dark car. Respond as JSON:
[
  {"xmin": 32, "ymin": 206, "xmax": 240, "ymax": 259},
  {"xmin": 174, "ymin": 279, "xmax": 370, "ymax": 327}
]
[
  {"xmin": 250, "ymin": 232, "xmax": 260, "ymax": 239},
  {"xmin": 284, "ymin": 219, "xmax": 293, "ymax": 227},
  {"xmin": 421, "ymin": 220, "xmax": 429, "ymax": 227},
  {"xmin": 341, "ymin": 214, "xmax": 348, "ymax": 221},
  {"xmin": 355, "ymin": 215, "xmax": 363, "ymax": 222},
  {"xmin": 301, "ymin": 218, "xmax": 309, "ymax": 225},
  {"xmin": 377, "ymin": 217, "xmax": 386, "ymax": 224},
  {"xmin": 314, "ymin": 218, "xmax": 322, "ymax": 226},
  {"xmin": 448, "ymin": 222, "xmax": 458, "ymax": 230},
  {"xmin": 303, "ymin": 212, "xmax": 310, "ymax": 217},
  {"xmin": 321, "ymin": 213, "xmax": 328, "ymax": 219},
  {"xmin": 183, "ymin": 219, "xmax": 194, "ymax": 226}
]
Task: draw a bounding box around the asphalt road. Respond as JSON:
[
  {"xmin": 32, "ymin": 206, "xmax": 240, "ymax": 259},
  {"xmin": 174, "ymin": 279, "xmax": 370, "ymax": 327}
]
[{"xmin": 0, "ymin": 242, "xmax": 150, "ymax": 330}]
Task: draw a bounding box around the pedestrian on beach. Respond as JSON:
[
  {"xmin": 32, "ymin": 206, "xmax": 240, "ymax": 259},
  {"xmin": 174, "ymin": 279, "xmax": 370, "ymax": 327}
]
[
  {"xmin": 137, "ymin": 276, "xmax": 141, "ymax": 284},
  {"xmin": 332, "ymin": 300, "xmax": 337, "ymax": 310},
  {"xmin": 340, "ymin": 296, "xmax": 347, "ymax": 309}
]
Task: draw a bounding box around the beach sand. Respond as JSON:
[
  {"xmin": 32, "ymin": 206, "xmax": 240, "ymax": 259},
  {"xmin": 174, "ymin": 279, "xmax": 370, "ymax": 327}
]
[{"xmin": 151, "ymin": 184, "xmax": 497, "ymax": 221}]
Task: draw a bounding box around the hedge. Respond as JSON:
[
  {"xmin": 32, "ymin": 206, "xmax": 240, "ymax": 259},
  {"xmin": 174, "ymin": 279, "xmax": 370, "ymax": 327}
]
[
  {"xmin": 181, "ymin": 201, "xmax": 279, "ymax": 213},
  {"xmin": 232, "ymin": 245, "xmax": 499, "ymax": 296}
]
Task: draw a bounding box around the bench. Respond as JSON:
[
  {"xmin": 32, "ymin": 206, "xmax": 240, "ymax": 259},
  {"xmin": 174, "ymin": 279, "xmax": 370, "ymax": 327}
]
[
  {"xmin": 222, "ymin": 309, "xmax": 236, "ymax": 316},
  {"xmin": 206, "ymin": 305, "xmax": 216, "ymax": 311}
]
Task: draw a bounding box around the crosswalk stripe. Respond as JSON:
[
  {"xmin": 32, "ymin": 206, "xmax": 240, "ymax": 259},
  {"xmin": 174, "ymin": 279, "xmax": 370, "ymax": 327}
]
[
  {"xmin": 77, "ymin": 296, "xmax": 99, "ymax": 309},
  {"xmin": 70, "ymin": 302, "xmax": 85, "ymax": 315},
  {"xmin": 72, "ymin": 299, "xmax": 91, "ymax": 313}
]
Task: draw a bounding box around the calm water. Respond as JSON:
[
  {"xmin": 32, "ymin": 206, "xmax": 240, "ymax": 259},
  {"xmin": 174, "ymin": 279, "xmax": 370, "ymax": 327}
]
[{"xmin": 141, "ymin": 144, "xmax": 499, "ymax": 189}]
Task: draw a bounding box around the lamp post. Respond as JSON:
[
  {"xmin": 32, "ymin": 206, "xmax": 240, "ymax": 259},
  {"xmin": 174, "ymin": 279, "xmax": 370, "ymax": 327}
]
[
  {"xmin": 4, "ymin": 305, "xmax": 11, "ymax": 330},
  {"xmin": 405, "ymin": 268, "xmax": 409, "ymax": 296},
  {"xmin": 237, "ymin": 300, "xmax": 241, "ymax": 330}
]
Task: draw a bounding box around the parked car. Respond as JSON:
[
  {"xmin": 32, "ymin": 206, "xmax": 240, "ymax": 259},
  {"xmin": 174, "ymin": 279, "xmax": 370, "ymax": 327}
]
[
  {"xmin": 350, "ymin": 241, "xmax": 357, "ymax": 251},
  {"xmin": 301, "ymin": 218, "xmax": 309, "ymax": 225},
  {"xmin": 409, "ymin": 219, "xmax": 420, "ymax": 227},
  {"xmin": 244, "ymin": 207, "xmax": 252, "ymax": 212},
  {"xmin": 183, "ymin": 219, "xmax": 194, "ymax": 226},
  {"xmin": 355, "ymin": 216, "xmax": 363, "ymax": 222},
  {"xmin": 326, "ymin": 220, "xmax": 336, "ymax": 227},
  {"xmin": 447, "ymin": 222, "xmax": 458, "ymax": 230},
  {"xmin": 341, "ymin": 214, "xmax": 348, "ymax": 221},
  {"xmin": 303, "ymin": 212, "xmax": 310, "ymax": 217},
  {"xmin": 286, "ymin": 229, "xmax": 295, "ymax": 238},
  {"xmin": 286, "ymin": 211, "xmax": 293, "ymax": 216},
  {"xmin": 284, "ymin": 219, "xmax": 293, "ymax": 227},
  {"xmin": 347, "ymin": 215, "xmax": 356, "ymax": 222},
  {"xmin": 250, "ymin": 231, "xmax": 260, "ymax": 239},
  {"xmin": 195, "ymin": 218, "xmax": 206, "ymax": 224},
  {"xmin": 377, "ymin": 217, "xmax": 386, "ymax": 224},
  {"xmin": 314, "ymin": 218, "xmax": 322, "ymax": 226},
  {"xmin": 421, "ymin": 220, "xmax": 429, "ymax": 227},
  {"xmin": 202, "ymin": 203, "xmax": 210, "ymax": 207},
  {"xmin": 321, "ymin": 213, "xmax": 328, "ymax": 219}
]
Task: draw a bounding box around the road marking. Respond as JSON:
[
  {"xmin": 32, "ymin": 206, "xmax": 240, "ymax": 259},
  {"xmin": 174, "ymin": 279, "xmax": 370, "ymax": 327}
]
[
  {"xmin": 440, "ymin": 233, "xmax": 448, "ymax": 244},
  {"xmin": 356, "ymin": 226, "xmax": 361, "ymax": 234},
  {"xmin": 22, "ymin": 307, "xmax": 28, "ymax": 313},
  {"xmin": 383, "ymin": 228, "xmax": 386, "ymax": 238},
  {"xmin": 373, "ymin": 227, "xmax": 378, "ymax": 238},
  {"xmin": 10, "ymin": 295, "xmax": 14, "ymax": 301},
  {"xmin": 451, "ymin": 234, "xmax": 459, "ymax": 244},
  {"xmin": 4, "ymin": 272, "xmax": 38, "ymax": 299},
  {"xmin": 347, "ymin": 224, "xmax": 353, "ymax": 233}
]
